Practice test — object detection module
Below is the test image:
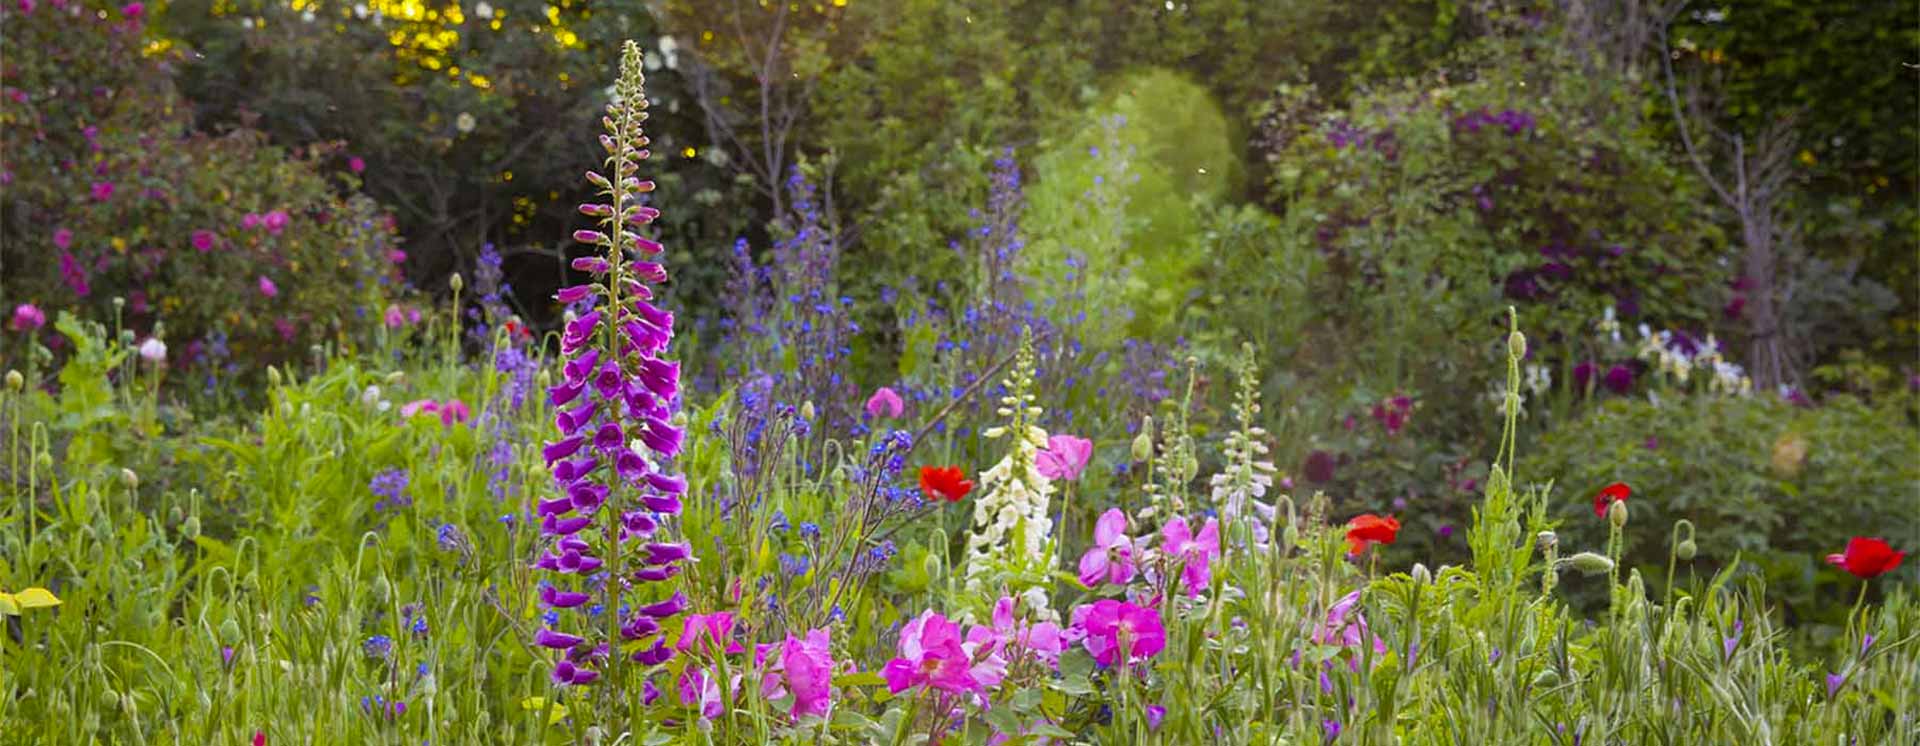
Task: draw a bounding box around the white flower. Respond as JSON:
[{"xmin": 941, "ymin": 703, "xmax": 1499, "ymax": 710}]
[
  {"xmin": 137, "ymin": 338, "xmax": 167, "ymax": 363},
  {"xmin": 455, "ymin": 112, "xmax": 476, "ymax": 133},
  {"xmin": 474, "ymin": 1, "xmax": 492, "ymax": 18},
  {"xmin": 658, "ymin": 35, "xmax": 679, "ymax": 69},
  {"xmin": 354, "ymin": 3, "xmax": 368, "ymax": 17},
  {"xmin": 1524, "ymin": 364, "xmax": 1552, "ymax": 396}
]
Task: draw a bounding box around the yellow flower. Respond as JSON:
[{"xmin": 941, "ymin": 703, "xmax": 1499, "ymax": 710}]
[{"xmin": 0, "ymin": 587, "xmax": 62, "ymax": 615}]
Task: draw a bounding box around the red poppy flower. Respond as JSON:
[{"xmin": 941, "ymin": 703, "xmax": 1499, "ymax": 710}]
[
  {"xmin": 919, "ymin": 466, "xmax": 974, "ymax": 503},
  {"xmin": 1825, "ymin": 537, "xmax": 1906, "ymax": 580},
  {"xmin": 1344, "ymin": 513, "xmax": 1401, "ymax": 555},
  {"xmin": 1593, "ymin": 482, "xmax": 1630, "ymax": 518}
]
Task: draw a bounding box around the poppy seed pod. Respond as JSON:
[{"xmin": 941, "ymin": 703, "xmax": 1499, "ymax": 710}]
[
  {"xmin": 1131, "ymin": 417, "xmax": 1155, "ymax": 462},
  {"xmin": 5, "ymin": 369, "xmax": 22, "ymax": 390},
  {"xmin": 1568, "ymin": 552, "xmax": 1615, "ymax": 575},
  {"xmin": 1608, "ymin": 500, "xmax": 1629, "ymax": 528}
]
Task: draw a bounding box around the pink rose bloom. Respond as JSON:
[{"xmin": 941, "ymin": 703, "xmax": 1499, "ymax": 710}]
[
  {"xmin": 262, "ymin": 210, "xmax": 289, "ymax": 235},
  {"xmin": 880, "ymin": 610, "xmax": 1002, "ymax": 697},
  {"xmin": 1035, "ymin": 434, "xmax": 1093, "ymax": 481},
  {"xmin": 864, "ymin": 386, "xmax": 904, "ymax": 419},
  {"xmin": 90, "ymin": 181, "xmax": 114, "ymax": 201},
  {"xmin": 257, "ymin": 275, "xmax": 278, "ymax": 298},
  {"xmin": 9, "ymin": 303, "xmax": 46, "ymax": 332},
  {"xmin": 1078, "ymin": 508, "xmax": 1137, "ymax": 588},
  {"xmin": 757, "ymin": 628, "xmax": 833, "ymax": 720},
  {"xmin": 52, "ymin": 228, "xmax": 72, "ymax": 250},
  {"xmin": 1161, "ymin": 516, "xmax": 1222, "ymax": 597},
  {"xmin": 1072, "ymin": 599, "xmax": 1165, "ymax": 668},
  {"xmin": 191, "ymin": 230, "xmax": 216, "ymax": 252},
  {"xmin": 348, "ymin": 156, "xmax": 366, "ymax": 174},
  {"xmin": 438, "ymin": 399, "xmax": 471, "ymax": 426}
]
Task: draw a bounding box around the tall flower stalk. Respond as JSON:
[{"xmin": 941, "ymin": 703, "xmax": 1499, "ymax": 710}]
[
  {"xmin": 962, "ymin": 331, "xmax": 1058, "ymax": 620},
  {"xmin": 533, "ymin": 40, "xmax": 689, "ymax": 691}
]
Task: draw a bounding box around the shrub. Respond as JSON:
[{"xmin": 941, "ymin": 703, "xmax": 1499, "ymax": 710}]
[
  {"xmin": 1521, "ymin": 392, "xmax": 1920, "ymax": 627},
  {"xmin": 0, "ymin": 0, "xmax": 404, "ymax": 372}
]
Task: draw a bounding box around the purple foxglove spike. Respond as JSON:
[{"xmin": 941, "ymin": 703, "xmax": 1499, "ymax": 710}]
[
  {"xmin": 556, "ymin": 550, "xmax": 604, "ymax": 574},
  {"xmin": 572, "ymin": 230, "xmax": 607, "ymax": 245},
  {"xmin": 563, "ymin": 311, "xmax": 601, "ymax": 351},
  {"xmin": 632, "ymin": 300, "xmax": 673, "ymax": 333},
  {"xmin": 542, "ymin": 514, "xmax": 593, "ymax": 536},
  {"xmin": 623, "ymin": 387, "xmax": 659, "ymax": 419},
  {"xmin": 641, "ymin": 493, "xmax": 682, "ymax": 514},
  {"xmin": 639, "ymin": 416, "xmax": 683, "ymax": 457},
  {"xmin": 645, "ymin": 542, "xmax": 692, "ymax": 564},
  {"xmin": 638, "ymin": 592, "xmax": 687, "ymax": 618},
  {"xmin": 622, "ymin": 320, "xmax": 667, "ymax": 356},
  {"xmin": 630, "ymin": 235, "xmax": 663, "ymax": 254},
  {"xmin": 621, "ymin": 616, "xmax": 660, "ymax": 640},
  {"xmin": 616, "ymin": 450, "xmax": 648, "ymax": 482},
  {"xmin": 621, "ymin": 282, "xmax": 655, "ymax": 301},
  {"xmin": 536, "ymin": 497, "xmax": 575, "ymax": 517},
  {"xmin": 569, "ymin": 256, "xmax": 611, "ymax": 274},
  {"xmin": 628, "ymin": 206, "xmax": 661, "ymax": 225},
  {"xmin": 557, "ymin": 536, "xmax": 592, "ymax": 553},
  {"xmin": 541, "ymin": 586, "xmax": 593, "ymax": 608},
  {"xmin": 629, "ymin": 262, "xmax": 667, "ymax": 283},
  {"xmin": 556, "ymin": 284, "xmax": 597, "ymax": 304},
  {"xmin": 633, "ymin": 564, "xmax": 679, "ymax": 582},
  {"xmin": 645, "ymin": 472, "xmax": 686, "ymax": 495},
  {"xmin": 548, "ymin": 380, "xmax": 586, "ymax": 407},
  {"xmin": 622, "ymin": 511, "xmax": 658, "ymax": 535},
  {"xmin": 578, "ymin": 202, "xmax": 612, "ymax": 216},
  {"xmin": 585, "ymin": 170, "xmax": 611, "ymax": 189},
  {"xmin": 563, "ymin": 348, "xmax": 601, "ymax": 383},
  {"xmin": 597, "ymin": 135, "xmax": 616, "ymax": 153},
  {"xmin": 592, "ymin": 421, "xmax": 625, "ymax": 453},
  {"xmin": 560, "ymin": 400, "xmax": 598, "ymax": 433},
  {"xmin": 568, "ymin": 481, "xmax": 609, "ymax": 511},
  {"xmin": 534, "ymin": 628, "xmax": 586, "ymax": 650},
  {"xmin": 542, "ymin": 436, "xmax": 585, "ymax": 465}
]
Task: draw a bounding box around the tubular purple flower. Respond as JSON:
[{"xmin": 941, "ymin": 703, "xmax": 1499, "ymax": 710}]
[
  {"xmin": 639, "ymin": 593, "xmax": 688, "ymax": 618},
  {"xmin": 578, "ymin": 203, "xmax": 612, "ymax": 217},
  {"xmin": 621, "ymin": 616, "xmax": 660, "ymax": 639},
  {"xmin": 637, "ymin": 357, "xmax": 680, "ymax": 399},
  {"xmin": 556, "ymin": 284, "xmax": 597, "ymax": 303},
  {"xmin": 631, "ymin": 235, "xmax": 663, "ymax": 254},
  {"xmin": 592, "ymin": 422, "xmax": 625, "ymax": 453},
  {"xmin": 633, "ymin": 640, "xmax": 674, "ymax": 665},
  {"xmin": 641, "ymin": 493, "xmax": 682, "ymax": 514},
  {"xmin": 536, "ymin": 629, "xmax": 587, "ymax": 649},
  {"xmin": 573, "ymin": 229, "xmax": 608, "ymax": 245},
  {"xmin": 621, "ymin": 511, "xmax": 658, "ymax": 536},
  {"xmin": 630, "ymin": 261, "xmax": 668, "ymax": 283},
  {"xmin": 570, "ymin": 256, "xmax": 611, "ymax": 274},
  {"xmin": 542, "ymin": 514, "xmax": 593, "ymax": 535},
  {"xmin": 645, "ymin": 543, "xmax": 692, "ymax": 564},
  {"xmin": 542, "ymin": 586, "xmax": 594, "ymax": 608},
  {"xmin": 554, "ymin": 456, "xmax": 599, "ymax": 482},
  {"xmin": 543, "ymin": 437, "xmax": 585, "ymax": 465},
  {"xmin": 645, "ymin": 472, "xmax": 687, "ymax": 495},
  {"xmin": 639, "ymin": 416, "xmax": 683, "ymax": 457},
  {"xmin": 616, "ymin": 450, "xmax": 648, "ymax": 482},
  {"xmin": 549, "ymin": 380, "xmax": 586, "ymax": 407},
  {"xmin": 633, "ymin": 565, "xmax": 680, "ymax": 582}
]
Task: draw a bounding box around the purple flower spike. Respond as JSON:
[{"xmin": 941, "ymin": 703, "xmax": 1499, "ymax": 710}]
[
  {"xmin": 542, "ymin": 437, "xmax": 585, "ymax": 465},
  {"xmin": 638, "ymin": 593, "xmax": 688, "ymax": 618},
  {"xmin": 622, "ymin": 511, "xmax": 658, "ymax": 535},
  {"xmin": 641, "ymin": 493, "xmax": 682, "ymax": 514},
  {"xmin": 644, "ymin": 472, "xmax": 686, "ymax": 495},
  {"xmin": 639, "ymin": 416, "xmax": 683, "ymax": 457},
  {"xmin": 556, "ymin": 284, "xmax": 596, "ymax": 304},
  {"xmin": 535, "ymin": 629, "xmax": 586, "ymax": 650},
  {"xmin": 541, "ymin": 586, "xmax": 593, "ymax": 608}
]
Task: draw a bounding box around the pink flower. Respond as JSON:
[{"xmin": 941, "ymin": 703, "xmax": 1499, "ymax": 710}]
[
  {"xmin": 1077, "ymin": 508, "xmax": 1136, "ymax": 588},
  {"xmin": 677, "ymin": 667, "xmax": 725, "ymax": 720},
  {"xmin": 1072, "ymin": 599, "xmax": 1165, "ymax": 668},
  {"xmin": 1035, "ymin": 434, "xmax": 1093, "ymax": 481},
  {"xmin": 18, "ymin": 0, "xmax": 35, "ymax": 14},
  {"xmin": 438, "ymin": 399, "xmax": 471, "ymax": 426},
  {"xmin": 1313, "ymin": 590, "xmax": 1388, "ymax": 665},
  {"xmin": 678, "ymin": 612, "xmax": 743, "ymax": 656},
  {"xmin": 120, "ymin": 1, "xmax": 141, "ymax": 17},
  {"xmin": 9, "ymin": 304, "xmax": 46, "ymax": 332},
  {"xmin": 989, "ymin": 596, "xmax": 1068, "ymax": 668},
  {"xmin": 758, "ymin": 628, "xmax": 833, "ymax": 720},
  {"xmin": 263, "ymin": 210, "xmax": 290, "ymax": 235},
  {"xmin": 383, "ymin": 305, "xmax": 409, "ymax": 328},
  {"xmin": 52, "ymin": 228, "xmax": 72, "ymax": 250},
  {"xmin": 241, "ymin": 213, "xmax": 262, "ymax": 231},
  {"xmin": 1160, "ymin": 516, "xmax": 1221, "ymax": 597},
  {"xmin": 386, "ymin": 248, "xmax": 407, "ymax": 264},
  {"xmin": 274, "ymin": 318, "xmax": 296, "ymax": 341},
  {"xmin": 864, "ymin": 386, "xmax": 904, "ymax": 419},
  {"xmin": 399, "ymin": 400, "xmax": 440, "ymax": 419},
  {"xmin": 191, "ymin": 230, "xmax": 216, "ymax": 252},
  {"xmin": 348, "ymin": 156, "xmax": 366, "ymax": 174},
  {"xmin": 59, "ymin": 251, "xmax": 90, "ymax": 297},
  {"xmin": 257, "ymin": 276, "xmax": 278, "ymax": 298},
  {"xmin": 880, "ymin": 610, "xmax": 1002, "ymax": 697},
  {"xmin": 91, "ymin": 181, "xmax": 114, "ymax": 202}
]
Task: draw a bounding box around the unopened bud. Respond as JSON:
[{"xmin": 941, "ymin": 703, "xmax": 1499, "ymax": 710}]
[
  {"xmin": 1568, "ymin": 552, "xmax": 1615, "ymax": 576},
  {"xmin": 1676, "ymin": 539, "xmax": 1697, "ymax": 561},
  {"xmin": 4, "ymin": 370, "xmax": 21, "ymax": 390},
  {"xmin": 1507, "ymin": 330, "xmax": 1527, "ymax": 360},
  {"xmin": 267, "ymin": 367, "xmax": 282, "ymax": 387},
  {"xmin": 1131, "ymin": 418, "xmax": 1155, "ymax": 462},
  {"xmin": 1282, "ymin": 524, "xmax": 1300, "ymax": 549},
  {"xmin": 1411, "ymin": 563, "xmax": 1433, "ymax": 586},
  {"xmin": 371, "ymin": 575, "xmax": 392, "ymax": 606},
  {"xmin": 1536, "ymin": 531, "xmax": 1558, "ymax": 550},
  {"xmin": 449, "ymin": 273, "xmax": 465, "ymax": 293},
  {"xmin": 1608, "ymin": 500, "xmax": 1629, "ymax": 528},
  {"xmin": 98, "ymin": 688, "xmax": 121, "ymax": 712},
  {"xmin": 218, "ymin": 618, "xmax": 243, "ymax": 647},
  {"xmin": 799, "ymin": 401, "xmax": 815, "ymax": 422},
  {"xmin": 120, "ymin": 468, "xmax": 139, "ymax": 490},
  {"xmin": 1532, "ymin": 667, "xmax": 1561, "ymax": 687}
]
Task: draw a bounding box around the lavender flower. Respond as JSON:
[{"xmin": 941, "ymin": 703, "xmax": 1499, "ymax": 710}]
[
  {"xmin": 370, "ymin": 468, "xmax": 411, "ymax": 512},
  {"xmin": 532, "ymin": 41, "xmax": 688, "ymax": 687}
]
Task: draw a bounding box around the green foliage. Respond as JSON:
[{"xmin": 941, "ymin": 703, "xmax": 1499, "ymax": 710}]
[
  {"xmin": 0, "ymin": 1, "xmax": 403, "ymax": 366},
  {"xmin": 1521, "ymin": 392, "xmax": 1920, "ymax": 627}
]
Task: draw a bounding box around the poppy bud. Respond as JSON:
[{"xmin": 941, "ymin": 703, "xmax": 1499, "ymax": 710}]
[
  {"xmin": 1676, "ymin": 539, "xmax": 1697, "ymax": 561},
  {"xmin": 385, "ymin": 371, "xmax": 407, "ymax": 386},
  {"xmin": 121, "ymin": 468, "xmax": 138, "ymax": 490},
  {"xmin": 449, "ymin": 273, "xmax": 464, "ymax": 293},
  {"xmin": 1412, "ymin": 562, "xmax": 1433, "ymax": 586},
  {"xmin": 1608, "ymin": 500, "xmax": 1628, "ymax": 528},
  {"xmin": 5, "ymin": 370, "xmax": 21, "ymax": 390},
  {"xmin": 799, "ymin": 401, "xmax": 815, "ymax": 422},
  {"xmin": 99, "ymin": 688, "xmax": 121, "ymax": 712},
  {"xmin": 1507, "ymin": 330, "xmax": 1526, "ymax": 361},
  {"xmin": 1132, "ymin": 417, "xmax": 1155, "ymax": 462},
  {"xmin": 113, "ymin": 296, "xmax": 127, "ymax": 311},
  {"xmin": 267, "ymin": 367, "xmax": 282, "ymax": 387},
  {"xmin": 182, "ymin": 516, "xmax": 201, "ymax": 539},
  {"xmin": 371, "ymin": 575, "xmax": 392, "ymax": 605},
  {"xmin": 1533, "ymin": 667, "xmax": 1560, "ymax": 687},
  {"xmin": 1536, "ymin": 531, "xmax": 1557, "ymax": 550},
  {"xmin": 1282, "ymin": 524, "xmax": 1300, "ymax": 549},
  {"xmin": 36, "ymin": 452, "xmax": 53, "ymax": 470},
  {"xmin": 219, "ymin": 618, "xmax": 243, "ymax": 646},
  {"xmin": 1568, "ymin": 552, "xmax": 1614, "ymax": 575}
]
